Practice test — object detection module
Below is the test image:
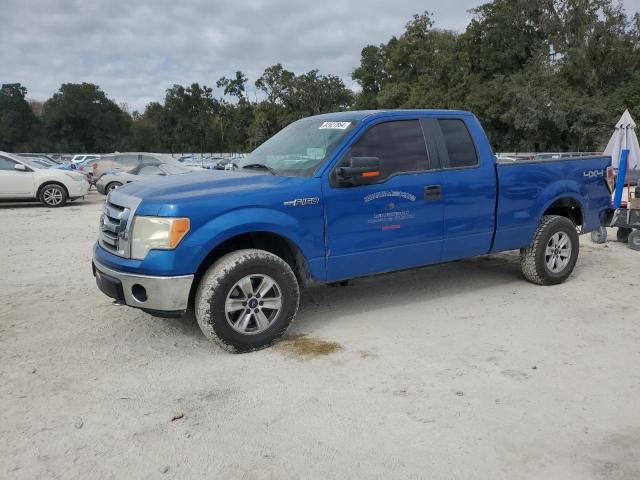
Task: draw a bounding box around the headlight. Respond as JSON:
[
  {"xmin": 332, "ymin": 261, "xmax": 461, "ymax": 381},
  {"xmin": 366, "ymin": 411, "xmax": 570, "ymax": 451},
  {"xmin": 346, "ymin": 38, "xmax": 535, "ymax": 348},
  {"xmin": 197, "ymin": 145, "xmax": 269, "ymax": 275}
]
[{"xmin": 130, "ymin": 216, "xmax": 190, "ymax": 260}]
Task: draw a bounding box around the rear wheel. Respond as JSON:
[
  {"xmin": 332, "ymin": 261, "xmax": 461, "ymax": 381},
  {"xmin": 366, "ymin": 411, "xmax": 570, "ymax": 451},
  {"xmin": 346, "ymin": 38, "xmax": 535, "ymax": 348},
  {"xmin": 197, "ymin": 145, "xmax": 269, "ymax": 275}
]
[
  {"xmin": 520, "ymin": 215, "xmax": 579, "ymax": 285},
  {"xmin": 39, "ymin": 183, "xmax": 67, "ymax": 207},
  {"xmin": 617, "ymin": 227, "xmax": 632, "ymax": 243},
  {"xmin": 628, "ymin": 231, "xmax": 640, "ymax": 251},
  {"xmin": 195, "ymin": 249, "xmax": 300, "ymax": 353},
  {"xmin": 590, "ymin": 226, "xmax": 607, "ymax": 244}
]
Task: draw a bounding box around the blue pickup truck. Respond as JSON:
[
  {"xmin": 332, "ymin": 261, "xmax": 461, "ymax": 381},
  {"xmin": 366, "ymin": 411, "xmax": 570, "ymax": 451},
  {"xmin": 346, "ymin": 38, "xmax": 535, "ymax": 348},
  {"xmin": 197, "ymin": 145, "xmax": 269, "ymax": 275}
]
[{"xmin": 93, "ymin": 110, "xmax": 613, "ymax": 352}]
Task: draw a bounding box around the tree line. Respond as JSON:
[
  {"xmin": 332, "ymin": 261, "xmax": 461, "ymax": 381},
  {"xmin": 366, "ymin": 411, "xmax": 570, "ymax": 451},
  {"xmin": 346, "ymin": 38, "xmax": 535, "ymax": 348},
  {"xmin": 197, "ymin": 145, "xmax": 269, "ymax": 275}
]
[{"xmin": 1, "ymin": 0, "xmax": 639, "ymax": 154}]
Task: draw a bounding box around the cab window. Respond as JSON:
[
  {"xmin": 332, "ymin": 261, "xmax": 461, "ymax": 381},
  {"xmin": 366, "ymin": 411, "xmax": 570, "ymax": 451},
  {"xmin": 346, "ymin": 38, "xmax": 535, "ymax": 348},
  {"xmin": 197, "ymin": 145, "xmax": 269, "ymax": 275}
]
[
  {"xmin": 438, "ymin": 119, "xmax": 478, "ymax": 168},
  {"xmin": 339, "ymin": 120, "xmax": 429, "ymax": 183}
]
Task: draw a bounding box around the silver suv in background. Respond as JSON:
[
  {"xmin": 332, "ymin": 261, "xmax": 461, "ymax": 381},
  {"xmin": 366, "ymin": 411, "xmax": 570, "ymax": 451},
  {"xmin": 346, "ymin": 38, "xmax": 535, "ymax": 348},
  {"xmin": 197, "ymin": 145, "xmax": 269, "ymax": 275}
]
[
  {"xmin": 96, "ymin": 162, "xmax": 191, "ymax": 194},
  {"xmin": 86, "ymin": 153, "xmax": 178, "ymax": 182}
]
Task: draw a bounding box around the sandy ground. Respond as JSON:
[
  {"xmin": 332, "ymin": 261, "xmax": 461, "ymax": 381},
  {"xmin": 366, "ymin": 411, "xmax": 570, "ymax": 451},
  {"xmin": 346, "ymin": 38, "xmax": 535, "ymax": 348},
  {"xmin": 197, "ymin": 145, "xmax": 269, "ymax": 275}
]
[{"xmin": 1, "ymin": 191, "xmax": 639, "ymax": 480}]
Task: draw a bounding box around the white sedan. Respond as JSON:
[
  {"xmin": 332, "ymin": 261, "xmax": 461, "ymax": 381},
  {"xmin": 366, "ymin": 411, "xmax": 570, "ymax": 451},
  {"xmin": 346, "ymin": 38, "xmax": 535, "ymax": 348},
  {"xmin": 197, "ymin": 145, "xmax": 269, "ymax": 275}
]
[{"xmin": 0, "ymin": 152, "xmax": 90, "ymax": 207}]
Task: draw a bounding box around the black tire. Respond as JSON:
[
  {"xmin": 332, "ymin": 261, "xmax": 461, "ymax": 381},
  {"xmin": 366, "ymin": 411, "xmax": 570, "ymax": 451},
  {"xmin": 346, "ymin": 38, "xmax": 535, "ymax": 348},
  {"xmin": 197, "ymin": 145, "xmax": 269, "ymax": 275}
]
[
  {"xmin": 617, "ymin": 227, "xmax": 633, "ymax": 243},
  {"xmin": 629, "ymin": 231, "xmax": 640, "ymax": 251},
  {"xmin": 520, "ymin": 215, "xmax": 580, "ymax": 286},
  {"xmin": 195, "ymin": 249, "xmax": 300, "ymax": 353},
  {"xmin": 106, "ymin": 182, "xmax": 122, "ymax": 193},
  {"xmin": 39, "ymin": 183, "xmax": 68, "ymax": 207},
  {"xmin": 590, "ymin": 226, "xmax": 607, "ymax": 244}
]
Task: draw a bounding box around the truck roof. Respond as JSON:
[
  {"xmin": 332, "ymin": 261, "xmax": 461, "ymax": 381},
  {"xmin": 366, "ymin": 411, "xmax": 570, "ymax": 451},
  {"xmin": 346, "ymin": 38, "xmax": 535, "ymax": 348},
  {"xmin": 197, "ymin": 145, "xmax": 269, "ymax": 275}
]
[{"xmin": 308, "ymin": 109, "xmax": 474, "ymax": 121}]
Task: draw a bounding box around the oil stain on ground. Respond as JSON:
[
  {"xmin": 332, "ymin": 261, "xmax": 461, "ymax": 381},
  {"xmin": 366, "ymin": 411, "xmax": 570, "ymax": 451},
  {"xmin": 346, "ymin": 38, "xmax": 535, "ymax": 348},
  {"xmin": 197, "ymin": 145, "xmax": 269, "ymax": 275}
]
[{"xmin": 274, "ymin": 334, "xmax": 342, "ymax": 360}]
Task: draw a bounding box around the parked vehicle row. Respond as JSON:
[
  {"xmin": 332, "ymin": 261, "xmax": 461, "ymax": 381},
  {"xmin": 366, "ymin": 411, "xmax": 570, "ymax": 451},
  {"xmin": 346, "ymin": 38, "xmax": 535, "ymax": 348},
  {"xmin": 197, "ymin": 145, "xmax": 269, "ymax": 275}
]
[
  {"xmin": 0, "ymin": 151, "xmax": 196, "ymax": 205},
  {"xmin": 176, "ymin": 154, "xmax": 245, "ymax": 170}
]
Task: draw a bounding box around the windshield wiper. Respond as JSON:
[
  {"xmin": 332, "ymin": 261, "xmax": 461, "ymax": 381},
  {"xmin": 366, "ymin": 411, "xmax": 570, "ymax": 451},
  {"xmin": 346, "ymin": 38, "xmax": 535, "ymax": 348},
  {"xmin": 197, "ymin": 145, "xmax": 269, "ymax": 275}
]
[{"xmin": 241, "ymin": 163, "xmax": 277, "ymax": 175}]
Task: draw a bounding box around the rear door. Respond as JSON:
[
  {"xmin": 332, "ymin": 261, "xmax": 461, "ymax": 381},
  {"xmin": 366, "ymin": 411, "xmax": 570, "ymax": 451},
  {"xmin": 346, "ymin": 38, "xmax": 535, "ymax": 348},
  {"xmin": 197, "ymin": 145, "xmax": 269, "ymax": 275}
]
[
  {"xmin": 323, "ymin": 118, "xmax": 444, "ymax": 280},
  {"xmin": 430, "ymin": 116, "xmax": 497, "ymax": 260}
]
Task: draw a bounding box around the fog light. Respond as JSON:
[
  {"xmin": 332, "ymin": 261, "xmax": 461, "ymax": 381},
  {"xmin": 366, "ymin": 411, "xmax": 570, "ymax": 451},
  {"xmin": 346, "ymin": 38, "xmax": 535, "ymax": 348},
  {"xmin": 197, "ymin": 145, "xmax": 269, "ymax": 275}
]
[{"xmin": 131, "ymin": 284, "xmax": 147, "ymax": 302}]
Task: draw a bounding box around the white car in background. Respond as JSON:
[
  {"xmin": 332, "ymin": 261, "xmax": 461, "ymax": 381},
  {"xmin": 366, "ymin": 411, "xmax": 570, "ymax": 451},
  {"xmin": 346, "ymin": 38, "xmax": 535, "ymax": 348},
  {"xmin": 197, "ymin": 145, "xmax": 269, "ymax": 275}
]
[{"xmin": 0, "ymin": 152, "xmax": 90, "ymax": 207}]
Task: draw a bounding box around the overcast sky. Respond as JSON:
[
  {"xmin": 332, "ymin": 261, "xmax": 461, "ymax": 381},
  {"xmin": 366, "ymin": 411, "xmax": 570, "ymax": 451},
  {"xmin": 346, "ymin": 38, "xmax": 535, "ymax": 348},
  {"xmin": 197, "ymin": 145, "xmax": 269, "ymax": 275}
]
[{"xmin": 2, "ymin": 0, "xmax": 638, "ymax": 111}]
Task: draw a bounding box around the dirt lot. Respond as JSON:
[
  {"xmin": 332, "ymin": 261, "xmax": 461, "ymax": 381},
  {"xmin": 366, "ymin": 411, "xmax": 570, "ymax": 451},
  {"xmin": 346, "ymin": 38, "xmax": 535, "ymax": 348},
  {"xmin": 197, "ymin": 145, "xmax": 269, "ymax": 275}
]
[{"xmin": 1, "ymin": 191, "xmax": 639, "ymax": 480}]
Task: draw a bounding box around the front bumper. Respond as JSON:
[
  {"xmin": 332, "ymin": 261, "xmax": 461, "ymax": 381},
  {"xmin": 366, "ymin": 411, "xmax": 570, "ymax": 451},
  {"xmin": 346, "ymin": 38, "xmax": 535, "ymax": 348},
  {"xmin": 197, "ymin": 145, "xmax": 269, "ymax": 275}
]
[
  {"xmin": 92, "ymin": 258, "xmax": 194, "ymax": 313},
  {"xmin": 69, "ymin": 180, "xmax": 90, "ymax": 198},
  {"xmin": 96, "ymin": 180, "xmax": 108, "ymax": 195}
]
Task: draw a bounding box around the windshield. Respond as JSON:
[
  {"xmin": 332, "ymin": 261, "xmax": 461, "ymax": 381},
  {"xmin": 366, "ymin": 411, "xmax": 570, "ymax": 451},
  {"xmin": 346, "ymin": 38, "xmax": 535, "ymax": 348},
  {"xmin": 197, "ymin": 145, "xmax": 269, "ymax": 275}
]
[
  {"xmin": 19, "ymin": 157, "xmax": 45, "ymax": 169},
  {"xmin": 27, "ymin": 157, "xmax": 56, "ymax": 167},
  {"xmin": 238, "ymin": 118, "xmax": 358, "ymax": 176}
]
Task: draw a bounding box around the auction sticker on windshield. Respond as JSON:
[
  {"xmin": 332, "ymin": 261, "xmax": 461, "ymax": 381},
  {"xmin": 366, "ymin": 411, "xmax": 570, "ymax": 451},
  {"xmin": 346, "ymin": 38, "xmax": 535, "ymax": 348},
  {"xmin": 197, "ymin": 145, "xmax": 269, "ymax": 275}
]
[{"xmin": 319, "ymin": 122, "xmax": 351, "ymax": 130}]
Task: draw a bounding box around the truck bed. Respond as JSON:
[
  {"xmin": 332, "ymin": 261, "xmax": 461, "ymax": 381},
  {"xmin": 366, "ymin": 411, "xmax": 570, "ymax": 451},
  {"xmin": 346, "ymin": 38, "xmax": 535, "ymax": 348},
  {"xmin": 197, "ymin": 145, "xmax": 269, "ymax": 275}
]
[{"xmin": 491, "ymin": 155, "xmax": 612, "ymax": 252}]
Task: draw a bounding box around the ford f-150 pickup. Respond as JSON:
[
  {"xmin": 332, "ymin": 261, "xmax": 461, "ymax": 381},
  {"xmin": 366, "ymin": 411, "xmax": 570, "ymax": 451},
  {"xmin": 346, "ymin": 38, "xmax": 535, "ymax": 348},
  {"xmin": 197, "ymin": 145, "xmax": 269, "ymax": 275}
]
[{"xmin": 92, "ymin": 110, "xmax": 613, "ymax": 352}]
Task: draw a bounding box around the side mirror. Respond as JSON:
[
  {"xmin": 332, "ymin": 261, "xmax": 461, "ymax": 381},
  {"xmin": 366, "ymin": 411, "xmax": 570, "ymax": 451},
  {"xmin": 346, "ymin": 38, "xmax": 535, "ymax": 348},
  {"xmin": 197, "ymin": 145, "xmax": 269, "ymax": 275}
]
[
  {"xmin": 337, "ymin": 157, "xmax": 381, "ymax": 186},
  {"xmin": 14, "ymin": 164, "xmax": 28, "ymax": 172}
]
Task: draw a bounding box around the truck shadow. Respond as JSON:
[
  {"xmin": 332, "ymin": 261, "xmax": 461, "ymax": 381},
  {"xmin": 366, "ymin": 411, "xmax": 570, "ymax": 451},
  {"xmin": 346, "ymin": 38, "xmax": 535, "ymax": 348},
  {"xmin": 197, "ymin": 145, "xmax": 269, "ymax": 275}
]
[
  {"xmin": 161, "ymin": 252, "xmax": 524, "ymax": 340},
  {"xmin": 294, "ymin": 252, "xmax": 523, "ymax": 331}
]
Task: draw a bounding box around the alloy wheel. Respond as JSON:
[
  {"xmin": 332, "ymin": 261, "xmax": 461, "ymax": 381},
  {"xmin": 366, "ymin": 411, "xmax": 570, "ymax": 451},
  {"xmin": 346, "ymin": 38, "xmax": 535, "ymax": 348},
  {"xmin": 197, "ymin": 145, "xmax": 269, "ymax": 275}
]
[
  {"xmin": 43, "ymin": 187, "xmax": 63, "ymax": 206},
  {"xmin": 545, "ymin": 232, "xmax": 572, "ymax": 273},
  {"xmin": 224, "ymin": 274, "xmax": 282, "ymax": 335}
]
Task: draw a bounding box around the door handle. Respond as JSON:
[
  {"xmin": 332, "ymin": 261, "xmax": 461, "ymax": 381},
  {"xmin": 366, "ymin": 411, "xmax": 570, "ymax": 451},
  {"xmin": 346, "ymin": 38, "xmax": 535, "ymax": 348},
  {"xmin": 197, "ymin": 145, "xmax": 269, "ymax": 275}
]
[{"xmin": 424, "ymin": 185, "xmax": 442, "ymax": 201}]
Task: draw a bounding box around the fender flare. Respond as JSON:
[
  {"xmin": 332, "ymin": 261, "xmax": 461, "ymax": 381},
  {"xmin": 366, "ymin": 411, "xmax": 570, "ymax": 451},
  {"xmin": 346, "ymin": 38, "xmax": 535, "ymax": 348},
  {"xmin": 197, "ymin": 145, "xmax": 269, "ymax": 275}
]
[
  {"xmin": 185, "ymin": 207, "xmax": 322, "ymax": 276},
  {"xmin": 538, "ymin": 192, "xmax": 586, "ymax": 226}
]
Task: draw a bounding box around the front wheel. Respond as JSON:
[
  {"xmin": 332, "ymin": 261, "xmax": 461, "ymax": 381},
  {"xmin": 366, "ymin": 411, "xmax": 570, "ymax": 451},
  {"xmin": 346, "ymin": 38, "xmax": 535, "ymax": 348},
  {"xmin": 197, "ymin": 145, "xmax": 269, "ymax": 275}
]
[
  {"xmin": 520, "ymin": 215, "xmax": 579, "ymax": 285},
  {"xmin": 195, "ymin": 249, "xmax": 300, "ymax": 353},
  {"xmin": 628, "ymin": 231, "xmax": 640, "ymax": 251},
  {"xmin": 39, "ymin": 183, "xmax": 67, "ymax": 207},
  {"xmin": 106, "ymin": 182, "xmax": 122, "ymax": 194}
]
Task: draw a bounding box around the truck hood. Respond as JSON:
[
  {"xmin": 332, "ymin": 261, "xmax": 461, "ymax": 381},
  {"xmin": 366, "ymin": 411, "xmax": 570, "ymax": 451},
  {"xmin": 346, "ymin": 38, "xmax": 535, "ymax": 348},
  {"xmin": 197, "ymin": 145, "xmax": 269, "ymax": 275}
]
[
  {"xmin": 111, "ymin": 170, "xmax": 292, "ymax": 215},
  {"xmin": 118, "ymin": 170, "xmax": 286, "ymax": 200}
]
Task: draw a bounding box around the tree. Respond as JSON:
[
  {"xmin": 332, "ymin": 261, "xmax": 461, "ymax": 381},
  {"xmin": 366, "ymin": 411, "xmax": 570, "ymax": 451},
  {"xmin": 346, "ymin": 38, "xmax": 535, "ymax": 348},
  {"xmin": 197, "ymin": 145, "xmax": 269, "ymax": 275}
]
[
  {"xmin": 42, "ymin": 83, "xmax": 131, "ymax": 152},
  {"xmin": 352, "ymin": 0, "xmax": 639, "ymax": 152},
  {"xmin": 462, "ymin": 1, "xmax": 548, "ymax": 78},
  {"xmin": 217, "ymin": 71, "xmax": 249, "ymax": 103},
  {"xmin": 161, "ymin": 83, "xmax": 219, "ymax": 152},
  {"xmin": 0, "ymin": 83, "xmax": 39, "ymax": 151},
  {"xmin": 352, "ymin": 45, "xmax": 387, "ymax": 108},
  {"xmin": 129, "ymin": 102, "xmax": 166, "ymax": 151}
]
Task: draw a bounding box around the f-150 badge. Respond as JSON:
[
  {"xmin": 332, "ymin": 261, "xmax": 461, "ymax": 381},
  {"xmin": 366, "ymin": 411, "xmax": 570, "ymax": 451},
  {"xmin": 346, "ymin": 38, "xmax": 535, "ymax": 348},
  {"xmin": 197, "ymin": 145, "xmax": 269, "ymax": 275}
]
[{"xmin": 283, "ymin": 197, "xmax": 320, "ymax": 207}]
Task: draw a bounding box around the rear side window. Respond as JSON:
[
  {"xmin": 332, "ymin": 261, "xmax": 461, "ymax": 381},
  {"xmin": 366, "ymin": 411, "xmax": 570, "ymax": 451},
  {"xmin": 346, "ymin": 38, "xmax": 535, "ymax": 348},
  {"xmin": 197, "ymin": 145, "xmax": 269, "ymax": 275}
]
[
  {"xmin": 346, "ymin": 120, "xmax": 429, "ymax": 182},
  {"xmin": 0, "ymin": 156, "xmax": 17, "ymax": 170},
  {"xmin": 438, "ymin": 119, "xmax": 478, "ymax": 168},
  {"xmin": 117, "ymin": 154, "xmax": 140, "ymax": 167}
]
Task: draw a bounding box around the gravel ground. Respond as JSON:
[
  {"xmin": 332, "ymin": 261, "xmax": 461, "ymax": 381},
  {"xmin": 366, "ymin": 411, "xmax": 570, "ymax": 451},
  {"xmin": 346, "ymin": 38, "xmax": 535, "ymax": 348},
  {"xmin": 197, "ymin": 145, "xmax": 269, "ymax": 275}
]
[{"xmin": 1, "ymin": 191, "xmax": 639, "ymax": 480}]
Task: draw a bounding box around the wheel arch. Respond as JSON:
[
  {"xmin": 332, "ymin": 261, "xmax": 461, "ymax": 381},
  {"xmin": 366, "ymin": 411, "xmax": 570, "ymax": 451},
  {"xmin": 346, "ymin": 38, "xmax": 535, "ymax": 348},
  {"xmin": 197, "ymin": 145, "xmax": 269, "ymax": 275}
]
[
  {"xmin": 187, "ymin": 230, "xmax": 314, "ymax": 310},
  {"xmin": 541, "ymin": 195, "xmax": 585, "ymax": 228},
  {"xmin": 37, "ymin": 180, "xmax": 69, "ymax": 200}
]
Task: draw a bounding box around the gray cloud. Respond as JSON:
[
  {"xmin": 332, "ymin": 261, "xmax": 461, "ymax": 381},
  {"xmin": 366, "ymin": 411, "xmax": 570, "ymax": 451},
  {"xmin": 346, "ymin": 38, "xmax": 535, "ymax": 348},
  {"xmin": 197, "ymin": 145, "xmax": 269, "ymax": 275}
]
[{"xmin": 1, "ymin": 0, "xmax": 638, "ymax": 111}]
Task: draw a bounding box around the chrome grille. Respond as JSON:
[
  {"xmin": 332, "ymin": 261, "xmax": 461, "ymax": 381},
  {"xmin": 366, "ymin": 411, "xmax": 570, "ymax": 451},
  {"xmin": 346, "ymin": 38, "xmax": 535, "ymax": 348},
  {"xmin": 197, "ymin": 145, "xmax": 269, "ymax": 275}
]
[{"xmin": 99, "ymin": 199, "xmax": 131, "ymax": 257}]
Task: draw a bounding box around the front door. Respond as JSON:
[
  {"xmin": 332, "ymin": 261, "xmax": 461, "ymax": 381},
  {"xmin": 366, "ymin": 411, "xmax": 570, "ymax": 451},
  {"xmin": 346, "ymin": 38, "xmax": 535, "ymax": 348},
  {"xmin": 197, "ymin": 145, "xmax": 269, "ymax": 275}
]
[
  {"xmin": 0, "ymin": 156, "xmax": 34, "ymax": 197},
  {"xmin": 323, "ymin": 119, "xmax": 444, "ymax": 280}
]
